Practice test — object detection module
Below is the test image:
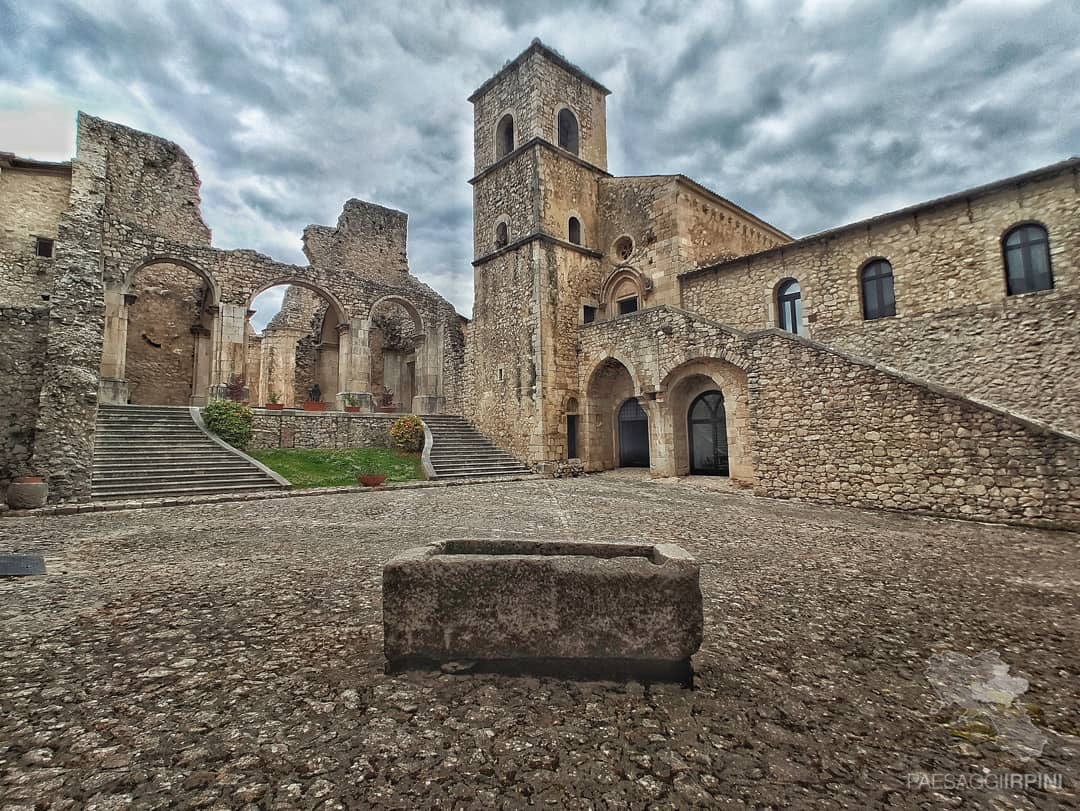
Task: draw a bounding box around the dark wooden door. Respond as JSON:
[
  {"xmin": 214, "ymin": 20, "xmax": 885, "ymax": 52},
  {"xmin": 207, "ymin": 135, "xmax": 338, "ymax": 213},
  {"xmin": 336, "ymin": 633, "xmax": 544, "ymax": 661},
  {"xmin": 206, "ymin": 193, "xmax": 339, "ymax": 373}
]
[{"xmin": 618, "ymin": 399, "xmax": 650, "ymax": 467}]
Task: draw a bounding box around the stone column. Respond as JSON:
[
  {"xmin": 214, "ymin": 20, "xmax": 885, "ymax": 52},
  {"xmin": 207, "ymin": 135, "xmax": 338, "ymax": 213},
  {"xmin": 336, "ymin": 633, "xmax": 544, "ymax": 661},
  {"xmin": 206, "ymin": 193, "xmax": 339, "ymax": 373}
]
[
  {"xmin": 209, "ymin": 303, "xmax": 248, "ymax": 400},
  {"xmin": 646, "ymin": 394, "xmax": 676, "ymax": 477},
  {"xmin": 190, "ymin": 324, "xmax": 212, "ymax": 406},
  {"xmin": 337, "ymin": 318, "xmax": 373, "ymax": 411},
  {"xmin": 97, "ymin": 289, "xmax": 132, "ymax": 404},
  {"xmin": 411, "ymin": 330, "xmax": 444, "ymax": 415}
]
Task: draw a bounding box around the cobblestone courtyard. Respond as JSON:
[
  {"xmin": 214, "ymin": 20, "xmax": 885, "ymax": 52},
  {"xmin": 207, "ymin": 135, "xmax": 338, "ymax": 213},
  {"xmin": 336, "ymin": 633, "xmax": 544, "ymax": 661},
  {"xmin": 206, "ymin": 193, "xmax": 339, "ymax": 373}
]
[{"xmin": 1, "ymin": 474, "xmax": 1077, "ymax": 809}]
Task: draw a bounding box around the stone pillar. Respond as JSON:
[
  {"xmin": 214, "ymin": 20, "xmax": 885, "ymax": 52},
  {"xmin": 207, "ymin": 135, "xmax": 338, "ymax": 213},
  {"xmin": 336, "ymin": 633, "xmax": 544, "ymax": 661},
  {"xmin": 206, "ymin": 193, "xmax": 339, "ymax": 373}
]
[
  {"xmin": 646, "ymin": 394, "xmax": 676, "ymax": 478},
  {"xmin": 209, "ymin": 303, "xmax": 247, "ymax": 399},
  {"xmin": 337, "ymin": 317, "xmax": 374, "ymax": 411},
  {"xmin": 97, "ymin": 289, "xmax": 131, "ymax": 404},
  {"xmin": 411, "ymin": 331, "xmax": 444, "ymax": 415},
  {"xmin": 190, "ymin": 324, "xmax": 212, "ymax": 406}
]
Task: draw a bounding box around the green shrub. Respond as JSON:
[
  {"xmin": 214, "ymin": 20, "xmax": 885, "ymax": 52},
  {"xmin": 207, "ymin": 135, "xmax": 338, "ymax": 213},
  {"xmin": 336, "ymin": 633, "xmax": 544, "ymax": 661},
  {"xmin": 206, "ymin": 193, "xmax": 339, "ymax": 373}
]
[
  {"xmin": 389, "ymin": 414, "xmax": 424, "ymax": 452},
  {"xmin": 203, "ymin": 399, "xmax": 253, "ymax": 450}
]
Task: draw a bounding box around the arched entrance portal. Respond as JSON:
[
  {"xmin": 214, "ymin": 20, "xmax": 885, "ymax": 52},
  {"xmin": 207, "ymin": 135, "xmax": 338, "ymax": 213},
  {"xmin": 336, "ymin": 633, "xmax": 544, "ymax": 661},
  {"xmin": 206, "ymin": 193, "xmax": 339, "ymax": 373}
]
[
  {"xmin": 688, "ymin": 390, "xmax": 729, "ymax": 475},
  {"xmin": 618, "ymin": 398, "xmax": 650, "ymax": 467}
]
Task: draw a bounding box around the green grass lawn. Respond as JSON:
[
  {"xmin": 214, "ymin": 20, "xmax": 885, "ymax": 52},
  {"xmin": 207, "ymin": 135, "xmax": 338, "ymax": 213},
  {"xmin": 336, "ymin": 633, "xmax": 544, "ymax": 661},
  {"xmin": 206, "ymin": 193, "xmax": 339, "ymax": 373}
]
[{"xmin": 248, "ymin": 447, "xmax": 423, "ymax": 488}]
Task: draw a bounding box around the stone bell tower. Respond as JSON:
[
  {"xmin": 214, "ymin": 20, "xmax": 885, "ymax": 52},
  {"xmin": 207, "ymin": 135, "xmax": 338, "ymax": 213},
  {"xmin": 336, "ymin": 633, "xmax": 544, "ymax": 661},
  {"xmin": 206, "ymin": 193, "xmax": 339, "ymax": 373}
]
[{"xmin": 464, "ymin": 39, "xmax": 611, "ymax": 468}]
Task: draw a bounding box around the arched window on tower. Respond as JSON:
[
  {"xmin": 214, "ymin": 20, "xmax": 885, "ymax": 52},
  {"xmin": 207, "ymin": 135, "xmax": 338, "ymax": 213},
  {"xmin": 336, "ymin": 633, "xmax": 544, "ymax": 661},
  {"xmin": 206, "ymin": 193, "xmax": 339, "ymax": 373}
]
[
  {"xmin": 496, "ymin": 114, "xmax": 515, "ymax": 160},
  {"xmin": 494, "ymin": 221, "xmax": 509, "ymax": 249},
  {"xmin": 568, "ymin": 216, "xmax": 581, "ymax": 245},
  {"xmin": 776, "ymin": 279, "xmax": 803, "ymax": 335},
  {"xmin": 558, "ymin": 108, "xmax": 579, "ymax": 155},
  {"xmin": 860, "ymin": 259, "xmax": 896, "ymax": 320},
  {"xmin": 1003, "ymin": 223, "xmax": 1053, "ymax": 295}
]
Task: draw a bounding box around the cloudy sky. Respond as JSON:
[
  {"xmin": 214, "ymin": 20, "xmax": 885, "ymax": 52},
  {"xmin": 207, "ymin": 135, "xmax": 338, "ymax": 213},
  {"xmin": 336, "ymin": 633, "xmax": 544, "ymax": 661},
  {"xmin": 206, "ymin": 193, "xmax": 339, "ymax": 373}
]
[{"xmin": 2, "ymin": 0, "xmax": 1078, "ymax": 327}]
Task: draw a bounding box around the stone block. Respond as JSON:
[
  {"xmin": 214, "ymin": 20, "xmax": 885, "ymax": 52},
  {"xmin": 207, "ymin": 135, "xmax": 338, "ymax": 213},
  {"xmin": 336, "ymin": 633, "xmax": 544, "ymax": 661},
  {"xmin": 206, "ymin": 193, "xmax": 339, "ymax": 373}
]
[{"xmin": 383, "ymin": 539, "xmax": 703, "ymax": 681}]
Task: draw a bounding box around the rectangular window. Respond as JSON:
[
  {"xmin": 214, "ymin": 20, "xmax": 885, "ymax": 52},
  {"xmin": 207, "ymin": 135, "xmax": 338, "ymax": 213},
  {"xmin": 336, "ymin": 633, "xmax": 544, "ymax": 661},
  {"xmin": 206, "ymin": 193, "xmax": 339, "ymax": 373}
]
[
  {"xmin": 567, "ymin": 414, "xmax": 579, "ymax": 459},
  {"xmin": 35, "ymin": 237, "xmax": 54, "ymax": 258},
  {"xmin": 582, "ymin": 305, "xmax": 597, "ymax": 324},
  {"xmin": 618, "ymin": 297, "xmax": 638, "ymax": 316}
]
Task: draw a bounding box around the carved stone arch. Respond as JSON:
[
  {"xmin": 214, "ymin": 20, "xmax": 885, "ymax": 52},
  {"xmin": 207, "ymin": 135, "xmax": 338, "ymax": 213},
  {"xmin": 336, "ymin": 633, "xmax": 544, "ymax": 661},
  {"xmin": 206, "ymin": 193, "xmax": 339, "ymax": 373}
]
[
  {"xmin": 122, "ymin": 256, "xmax": 221, "ymax": 307},
  {"xmin": 367, "ymin": 294, "xmax": 425, "ymax": 336},
  {"xmin": 582, "ymin": 351, "xmax": 649, "ymax": 399},
  {"xmin": 600, "ymin": 265, "xmax": 652, "ymax": 317},
  {"xmin": 249, "ymin": 276, "xmax": 348, "ymax": 323}
]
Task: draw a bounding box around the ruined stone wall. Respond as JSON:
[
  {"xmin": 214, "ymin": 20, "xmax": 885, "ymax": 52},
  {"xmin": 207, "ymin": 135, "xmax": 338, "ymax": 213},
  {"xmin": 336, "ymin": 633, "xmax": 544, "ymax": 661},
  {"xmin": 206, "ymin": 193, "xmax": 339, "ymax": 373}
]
[
  {"xmin": 0, "ymin": 305, "xmax": 47, "ymax": 500},
  {"xmin": 747, "ymin": 332, "xmax": 1080, "ymax": 530},
  {"xmin": 125, "ymin": 263, "xmax": 206, "ymax": 405},
  {"xmin": 250, "ymin": 411, "xmax": 395, "ymax": 450},
  {"xmin": 301, "ymin": 201, "xmax": 409, "ymax": 280},
  {"xmin": 679, "ymin": 166, "xmax": 1080, "ymax": 432},
  {"xmin": 464, "ymin": 246, "xmax": 539, "ymax": 460},
  {"xmin": 0, "ymin": 164, "xmax": 70, "ymax": 305},
  {"xmin": 88, "ymin": 115, "xmax": 212, "ymax": 246}
]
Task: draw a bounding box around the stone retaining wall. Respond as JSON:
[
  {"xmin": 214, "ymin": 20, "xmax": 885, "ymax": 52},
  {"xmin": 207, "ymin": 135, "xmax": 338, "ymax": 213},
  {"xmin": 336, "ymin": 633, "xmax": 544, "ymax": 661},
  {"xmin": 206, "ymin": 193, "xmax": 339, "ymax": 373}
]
[
  {"xmin": 251, "ymin": 411, "xmax": 397, "ymax": 450},
  {"xmin": 0, "ymin": 305, "xmax": 48, "ymax": 500}
]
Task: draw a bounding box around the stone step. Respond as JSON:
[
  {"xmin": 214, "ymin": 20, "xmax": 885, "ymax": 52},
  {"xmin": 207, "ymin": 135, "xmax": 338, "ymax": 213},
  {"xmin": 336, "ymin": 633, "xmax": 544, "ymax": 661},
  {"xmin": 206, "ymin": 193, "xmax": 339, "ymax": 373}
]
[
  {"xmin": 94, "ymin": 471, "xmax": 271, "ymax": 485},
  {"xmin": 93, "ymin": 464, "xmax": 259, "ymax": 474},
  {"xmin": 434, "ymin": 470, "xmax": 534, "ymax": 480},
  {"xmin": 430, "ymin": 453, "xmax": 521, "ymax": 462},
  {"xmin": 91, "ymin": 482, "xmax": 281, "ymax": 500},
  {"xmin": 433, "ymin": 463, "xmax": 530, "ymax": 475}
]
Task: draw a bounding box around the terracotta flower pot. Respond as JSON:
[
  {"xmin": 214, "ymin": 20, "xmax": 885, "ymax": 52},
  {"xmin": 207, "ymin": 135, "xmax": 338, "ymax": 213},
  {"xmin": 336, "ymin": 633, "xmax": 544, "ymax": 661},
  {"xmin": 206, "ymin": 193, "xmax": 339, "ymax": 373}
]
[
  {"xmin": 344, "ymin": 406, "xmax": 361, "ymax": 413},
  {"xmin": 7, "ymin": 476, "xmax": 48, "ymax": 509},
  {"xmin": 303, "ymin": 401, "xmax": 327, "ymax": 412},
  {"xmin": 358, "ymin": 474, "xmax": 386, "ymax": 487},
  {"xmin": 264, "ymin": 403, "xmax": 284, "ymax": 410}
]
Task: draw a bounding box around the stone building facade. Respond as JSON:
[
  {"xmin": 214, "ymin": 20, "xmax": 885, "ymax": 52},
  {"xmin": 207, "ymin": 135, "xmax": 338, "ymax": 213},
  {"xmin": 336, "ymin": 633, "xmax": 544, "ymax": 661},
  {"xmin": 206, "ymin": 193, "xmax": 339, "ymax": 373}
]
[
  {"xmin": 2, "ymin": 39, "xmax": 1077, "ymax": 531},
  {"xmin": 0, "ymin": 115, "xmax": 464, "ymax": 503},
  {"xmin": 463, "ymin": 40, "xmax": 1080, "ymax": 530}
]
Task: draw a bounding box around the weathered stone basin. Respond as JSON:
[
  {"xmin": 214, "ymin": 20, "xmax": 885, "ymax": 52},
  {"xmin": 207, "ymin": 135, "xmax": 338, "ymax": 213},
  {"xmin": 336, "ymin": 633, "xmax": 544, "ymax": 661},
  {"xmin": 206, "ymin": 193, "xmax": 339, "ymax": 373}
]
[{"xmin": 383, "ymin": 539, "xmax": 703, "ymax": 681}]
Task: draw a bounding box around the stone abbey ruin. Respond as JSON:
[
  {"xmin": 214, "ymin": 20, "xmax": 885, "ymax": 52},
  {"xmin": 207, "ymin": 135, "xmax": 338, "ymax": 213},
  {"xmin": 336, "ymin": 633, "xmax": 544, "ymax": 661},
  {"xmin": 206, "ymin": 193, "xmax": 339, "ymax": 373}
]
[{"xmin": 1, "ymin": 40, "xmax": 1078, "ymax": 529}]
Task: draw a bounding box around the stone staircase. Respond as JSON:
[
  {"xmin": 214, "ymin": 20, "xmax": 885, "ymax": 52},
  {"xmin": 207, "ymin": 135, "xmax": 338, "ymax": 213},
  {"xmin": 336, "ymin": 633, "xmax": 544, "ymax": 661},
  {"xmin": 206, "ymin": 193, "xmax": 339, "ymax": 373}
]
[
  {"xmin": 92, "ymin": 405, "xmax": 287, "ymax": 501},
  {"xmin": 422, "ymin": 415, "xmax": 533, "ymax": 479}
]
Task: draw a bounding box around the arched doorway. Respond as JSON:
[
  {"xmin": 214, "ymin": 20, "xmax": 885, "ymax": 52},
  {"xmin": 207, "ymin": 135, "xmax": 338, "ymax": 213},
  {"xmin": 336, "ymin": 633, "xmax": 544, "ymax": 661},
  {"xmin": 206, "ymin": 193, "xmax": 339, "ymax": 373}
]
[
  {"xmin": 368, "ymin": 296, "xmax": 424, "ymax": 412},
  {"xmin": 688, "ymin": 390, "xmax": 729, "ymax": 475},
  {"xmin": 618, "ymin": 398, "xmax": 650, "ymax": 467}
]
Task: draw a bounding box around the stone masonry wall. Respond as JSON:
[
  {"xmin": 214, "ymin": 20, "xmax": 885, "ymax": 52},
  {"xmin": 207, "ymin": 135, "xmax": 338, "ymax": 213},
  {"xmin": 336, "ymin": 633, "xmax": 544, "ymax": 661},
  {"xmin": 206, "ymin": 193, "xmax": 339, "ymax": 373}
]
[
  {"xmin": 125, "ymin": 262, "xmax": 207, "ymax": 405},
  {"xmin": 0, "ymin": 164, "xmax": 71, "ymax": 306},
  {"xmin": 679, "ymin": 165, "xmax": 1080, "ymax": 433},
  {"xmin": 0, "ymin": 305, "xmax": 48, "ymax": 500},
  {"xmin": 747, "ymin": 331, "xmax": 1080, "ymax": 530},
  {"xmin": 250, "ymin": 411, "xmax": 396, "ymax": 450},
  {"xmin": 472, "ymin": 148, "xmax": 537, "ymax": 258},
  {"xmin": 577, "ymin": 306, "xmax": 1080, "ymax": 529}
]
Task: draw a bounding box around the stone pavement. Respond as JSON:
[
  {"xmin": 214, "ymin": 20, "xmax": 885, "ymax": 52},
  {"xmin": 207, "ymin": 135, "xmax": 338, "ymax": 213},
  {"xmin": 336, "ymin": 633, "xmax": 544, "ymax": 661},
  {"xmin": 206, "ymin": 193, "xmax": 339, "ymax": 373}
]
[{"xmin": 1, "ymin": 474, "xmax": 1077, "ymax": 808}]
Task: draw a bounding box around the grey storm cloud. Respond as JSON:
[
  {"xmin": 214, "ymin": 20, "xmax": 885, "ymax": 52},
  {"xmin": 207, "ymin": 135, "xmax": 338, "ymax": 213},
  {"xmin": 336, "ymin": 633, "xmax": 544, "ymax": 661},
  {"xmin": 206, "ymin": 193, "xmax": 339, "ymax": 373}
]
[{"xmin": 1, "ymin": 0, "xmax": 1078, "ymax": 320}]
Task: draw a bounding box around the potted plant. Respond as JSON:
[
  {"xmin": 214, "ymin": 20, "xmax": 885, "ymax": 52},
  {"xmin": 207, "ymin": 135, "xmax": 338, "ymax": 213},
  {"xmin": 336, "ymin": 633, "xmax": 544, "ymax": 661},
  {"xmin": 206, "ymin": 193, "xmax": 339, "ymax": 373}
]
[
  {"xmin": 303, "ymin": 383, "xmax": 326, "ymax": 412},
  {"xmin": 6, "ymin": 474, "xmax": 48, "ymax": 510},
  {"xmin": 354, "ymin": 461, "xmax": 386, "ymax": 488},
  {"xmin": 225, "ymin": 375, "xmax": 249, "ymax": 405},
  {"xmin": 264, "ymin": 390, "xmax": 283, "ymax": 410},
  {"xmin": 377, "ymin": 388, "xmax": 396, "ymax": 413},
  {"xmin": 344, "ymin": 393, "xmax": 362, "ymax": 413}
]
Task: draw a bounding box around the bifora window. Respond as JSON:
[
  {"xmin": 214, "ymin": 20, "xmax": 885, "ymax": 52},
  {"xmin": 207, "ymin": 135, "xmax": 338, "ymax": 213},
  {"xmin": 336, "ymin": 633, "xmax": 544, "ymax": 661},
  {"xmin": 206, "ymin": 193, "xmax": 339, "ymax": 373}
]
[
  {"xmin": 1003, "ymin": 223, "xmax": 1053, "ymax": 295},
  {"xmin": 776, "ymin": 279, "xmax": 803, "ymax": 335},
  {"xmin": 860, "ymin": 259, "xmax": 896, "ymax": 320},
  {"xmin": 558, "ymin": 108, "xmax": 579, "ymax": 155},
  {"xmin": 568, "ymin": 216, "xmax": 581, "ymax": 245}
]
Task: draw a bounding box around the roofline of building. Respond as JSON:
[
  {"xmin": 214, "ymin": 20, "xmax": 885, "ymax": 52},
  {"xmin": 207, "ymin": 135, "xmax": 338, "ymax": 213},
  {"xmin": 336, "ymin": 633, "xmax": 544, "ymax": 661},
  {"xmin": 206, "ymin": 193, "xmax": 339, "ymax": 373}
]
[
  {"xmin": 672, "ymin": 175, "xmax": 792, "ymax": 242},
  {"xmin": 468, "ymin": 38, "xmax": 611, "ymax": 102},
  {"xmin": 468, "ymin": 136, "xmax": 611, "ymax": 185},
  {"xmin": 681, "ymin": 156, "xmax": 1080, "ymax": 280},
  {"xmin": 0, "ymin": 152, "xmax": 72, "ymax": 174},
  {"xmin": 472, "ymin": 230, "xmax": 604, "ymax": 266}
]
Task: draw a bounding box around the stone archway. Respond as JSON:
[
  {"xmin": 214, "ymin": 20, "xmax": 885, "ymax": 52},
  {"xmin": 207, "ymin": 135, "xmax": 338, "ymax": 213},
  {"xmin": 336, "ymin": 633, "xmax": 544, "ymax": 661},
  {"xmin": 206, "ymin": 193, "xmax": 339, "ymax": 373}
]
[
  {"xmin": 366, "ymin": 295, "xmax": 443, "ymax": 414},
  {"xmin": 583, "ymin": 355, "xmax": 644, "ymax": 472},
  {"xmin": 100, "ymin": 257, "xmax": 220, "ymax": 405}
]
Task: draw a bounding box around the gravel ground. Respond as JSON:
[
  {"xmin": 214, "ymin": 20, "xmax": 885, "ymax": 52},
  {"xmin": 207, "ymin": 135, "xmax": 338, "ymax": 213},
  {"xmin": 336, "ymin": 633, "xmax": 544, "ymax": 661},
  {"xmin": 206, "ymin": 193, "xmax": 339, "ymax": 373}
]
[{"xmin": 1, "ymin": 473, "xmax": 1077, "ymax": 809}]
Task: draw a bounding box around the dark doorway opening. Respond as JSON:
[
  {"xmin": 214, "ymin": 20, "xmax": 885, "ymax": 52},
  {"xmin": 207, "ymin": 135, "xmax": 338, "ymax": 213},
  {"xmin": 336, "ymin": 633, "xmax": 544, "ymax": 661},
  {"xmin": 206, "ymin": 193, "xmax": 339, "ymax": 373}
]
[
  {"xmin": 618, "ymin": 398, "xmax": 650, "ymax": 467},
  {"xmin": 567, "ymin": 414, "xmax": 579, "ymax": 459},
  {"xmin": 688, "ymin": 390, "xmax": 729, "ymax": 475}
]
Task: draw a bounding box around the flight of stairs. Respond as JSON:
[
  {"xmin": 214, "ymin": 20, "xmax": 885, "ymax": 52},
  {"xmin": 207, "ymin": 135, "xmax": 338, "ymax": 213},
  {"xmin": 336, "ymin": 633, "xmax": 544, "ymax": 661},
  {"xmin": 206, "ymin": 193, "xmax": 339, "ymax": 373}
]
[
  {"xmin": 92, "ymin": 405, "xmax": 287, "ymax": 500},
  {"xmin": 422, "ymin": 415, "xmax": 533, "ymax": 479}
]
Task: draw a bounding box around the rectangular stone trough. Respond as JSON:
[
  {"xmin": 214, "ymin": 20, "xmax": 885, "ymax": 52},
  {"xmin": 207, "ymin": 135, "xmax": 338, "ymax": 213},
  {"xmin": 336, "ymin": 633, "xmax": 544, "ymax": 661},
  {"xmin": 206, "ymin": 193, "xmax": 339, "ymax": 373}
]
[{"xmin": 383, "ymin": 539, "xmax": 703, "ymax": 681}]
